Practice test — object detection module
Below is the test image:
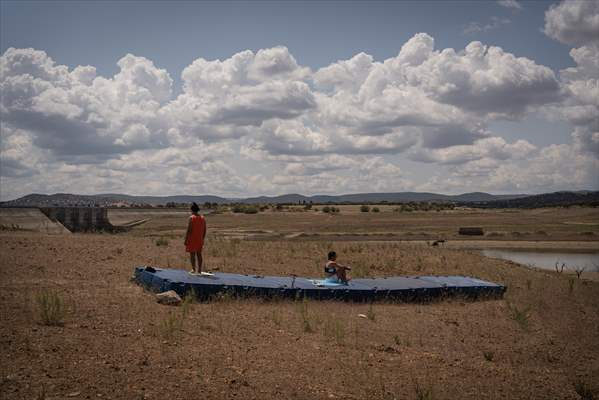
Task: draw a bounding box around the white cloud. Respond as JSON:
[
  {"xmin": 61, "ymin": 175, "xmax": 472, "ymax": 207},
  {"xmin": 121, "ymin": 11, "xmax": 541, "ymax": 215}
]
[
  {"xmin": 410, "ymin": 137, "xmax": 536, "ymax": 165},
  {"xmin": 544, "ymin": 0, "xmax": 599, "ymax": 46},
  {"xmin": 1, "ymin": 28, "xmax": 597, "ymax": 200},
  {"xmin": 463, "ymin": 17, "xmax": 511, "ymax": 34},
  {"xmin": 0, "ymin": 48, "xmax": 172, "ymax": 160},
  {"xmin": 498, "ymin": 0, "xmax": 522, "ymax": 11}
]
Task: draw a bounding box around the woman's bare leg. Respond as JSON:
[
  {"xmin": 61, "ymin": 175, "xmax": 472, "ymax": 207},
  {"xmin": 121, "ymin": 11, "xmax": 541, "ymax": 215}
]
[
  {"xmin": 196, "ymin": 252, "xmax": 203, "ymax": 273},
  {"xmin": 189, "ymin": 252, "xmax": 196, "ymax": 272}
]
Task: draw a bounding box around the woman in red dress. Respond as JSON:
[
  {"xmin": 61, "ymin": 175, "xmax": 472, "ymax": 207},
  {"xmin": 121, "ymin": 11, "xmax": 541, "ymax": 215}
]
[{"xmin": 184, "ymin": 202, "xmax": 207, "ymax": 273}]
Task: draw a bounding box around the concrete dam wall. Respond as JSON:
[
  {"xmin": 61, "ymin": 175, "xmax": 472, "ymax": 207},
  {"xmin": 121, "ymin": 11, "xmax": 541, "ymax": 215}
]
[{"xmin": 40, "ymin": 207, "xmax": 113, "ymax": 232}]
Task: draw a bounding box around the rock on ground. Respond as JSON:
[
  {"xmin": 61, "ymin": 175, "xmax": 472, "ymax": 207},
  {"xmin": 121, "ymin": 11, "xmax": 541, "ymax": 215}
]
[{"xmin": 155, "ymin": 290, "xmax": 181, "ymax": 306}]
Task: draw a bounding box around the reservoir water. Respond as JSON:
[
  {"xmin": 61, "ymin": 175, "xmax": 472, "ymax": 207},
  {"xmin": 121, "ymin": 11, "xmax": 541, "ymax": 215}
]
[{"xmin": 481, "ymin": 249, "xmax": 599, "ymax": 271}]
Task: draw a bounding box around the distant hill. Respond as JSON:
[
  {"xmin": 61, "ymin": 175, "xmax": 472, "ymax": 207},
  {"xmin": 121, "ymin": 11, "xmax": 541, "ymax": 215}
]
[
  {"xmin": 0, "ymin": 190, "xmax": 533, "ymax": 207},
  {"xmin": 3, "ymin": 190, "xmax": 596, "ymax": 208},
  {"xmin": 0, "ymin": 193, "xmax": 231, "ymax": 207},
  {"xmin": 239, "ymin": 191, "xmax": 527, "ymax": 204},
  {"xmin": 465, "ymin": 191, "xmax": 599, "ymax": 208}
]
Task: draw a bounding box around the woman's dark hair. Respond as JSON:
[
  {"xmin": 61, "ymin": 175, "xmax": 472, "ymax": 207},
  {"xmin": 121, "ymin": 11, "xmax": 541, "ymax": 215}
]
[
  {"xmin": 190, "ymin": 202, "xmax": 200, "ymax": 213},
  {"xmin": 328, "ymin": 251, "xmax": 336, "ymax": 260}
]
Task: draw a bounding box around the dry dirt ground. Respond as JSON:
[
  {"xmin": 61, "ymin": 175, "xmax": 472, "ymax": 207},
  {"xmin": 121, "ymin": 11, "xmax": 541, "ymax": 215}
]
[
  {"xmin": 108, "ymin": 206, "xmax": 599, "ymax": 242},
  {"xmin": 1, "ymin": 208, "xmax": 598, "ymax": 399}
]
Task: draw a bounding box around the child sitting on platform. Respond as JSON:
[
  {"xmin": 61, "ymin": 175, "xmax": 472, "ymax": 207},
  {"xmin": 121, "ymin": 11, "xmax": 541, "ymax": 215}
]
[{"xmin": 324, "ymin": 251, "xmax": 351, "ymax": 284}]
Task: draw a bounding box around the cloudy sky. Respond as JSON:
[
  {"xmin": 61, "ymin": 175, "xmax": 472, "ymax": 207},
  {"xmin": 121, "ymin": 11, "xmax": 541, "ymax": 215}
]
[{"xmin": 1, "ymin": 0, "xmax": 598, "ymax": 200}]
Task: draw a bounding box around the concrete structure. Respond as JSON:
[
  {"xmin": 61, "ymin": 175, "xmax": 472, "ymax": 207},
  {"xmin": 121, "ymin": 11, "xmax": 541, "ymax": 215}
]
[
  {"xmin": 40, "ymin": 207, "xmax": 113, "ymax": 232},
  {"xmin": 0, "ymin": 208, "xmax": 71, "ymax": 234}
]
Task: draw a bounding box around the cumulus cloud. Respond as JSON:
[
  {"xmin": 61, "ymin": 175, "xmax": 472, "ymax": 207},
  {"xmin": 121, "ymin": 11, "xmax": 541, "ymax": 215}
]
[
  {"xmin": 543, "ymin": 1, "xmax": 599, "ymax": 155},
  {"xmin": 544, "ymin": 0, "xmax": 599, "ymax": 46},
  {"xmin": 1, "ymin": 29, "xmax": 597, "ymax": 199},
  {"xmin": 410, "ymin": 137, "xmax": 536, "ymax": 165},
  {"xmin": 0, "ymin": 48, "xmax": 172, "ymax": 160}
]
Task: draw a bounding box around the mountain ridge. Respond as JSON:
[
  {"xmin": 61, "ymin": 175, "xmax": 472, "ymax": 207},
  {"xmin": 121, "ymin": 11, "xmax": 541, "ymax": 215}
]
[{"xmin": 3, "ymin": 190, "xmax": 593, "ymax": 207}]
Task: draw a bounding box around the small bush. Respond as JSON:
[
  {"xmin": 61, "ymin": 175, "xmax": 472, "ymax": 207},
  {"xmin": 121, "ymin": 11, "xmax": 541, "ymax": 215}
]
[
  {"xmin": 322, "ymin": 206, "xmax": 331, "ymax": 213},
  {"xmin": 155, "ymin": 237, "xmax": 169, "ymax": 247},
  {"xmin": 507, "ymin": 302, "xmax": 530, "ymax": 330},
  {"xmin": 37, "ymin": 290, "xmax": 66, "ymax": 326},
  {"xmin": 243, "ymin": 206, "xmax": 259, "ymax": 214},
  {"xmin": 372, "ymin": 207, "xmax": 380, "ymax": 213},
  {"xmin": 366, "ymin": 303, "xmax": 376, "ymax": 321},
  {"xmin": 414, "ymin": 383, "xmax": 434, "ymax": 400},
  {"xmin": 271, "ymin": 309, "xmax": 282, "ymax": 327},
  {"xmin": 296, "ymin": 297, "xmax": 314, "ymax": 333},
  {"xmin": 323, "ymin": 317, "xmax": 345, "ymax": 345},
  {"xmin": 568, "ymin": 277, "xmax": 575, "ymax": 294},
  {"xmin": 574, "ymin": 381, "xmax": 595, "ymax": 400},
  {"xmin": 360, "ymin": 205, "xmax": 370, "ymax": 212},
  {"xmin": 160, "ymin": 313, "xmax": 184, "ymax": 340},
  {"xmin": 483, "ymin": 351, "xmax": 494, "ymax": 362}
]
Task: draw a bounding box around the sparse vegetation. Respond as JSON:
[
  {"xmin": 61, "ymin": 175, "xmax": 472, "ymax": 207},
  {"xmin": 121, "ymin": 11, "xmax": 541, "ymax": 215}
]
[
  {"xmin": 155, "ymin": 237, "xmax": 169, "ymax": 246},
  {"xmin": 232, "ymin": 204, "xmax": 259, "ymax": 214},
  {"xmin": 36, "ymin": 290, "xmax": 66, "ymax": 326},
  {"xmin": 323, "ymin": 316, "xmax": 345, "ymax": 345},
  {"xmin": 270, "ymin": 308, "xmax": 282, "ymax": 327},
  {"xmin": 160, "ymin": 312, "xmax": 184, "ymax": 340},
  {"xmin": 414, "ymin": 383, "xmax": 434, "ymax": 400},
  {"xmin": 366, "ymin": 303, "xmax": 376, "ymax": 321},
  {"xmin": 2, "ymin": 206, "xmax": 598, "ymax": 399},
  {"xmin": 507, "ymin": 302, "xmax": 531, "ymax": 330},
  {"xmin": 568, "ymin": 277, "xmax": 575, "ymax": 294},
  {"xmin": 574, "ymin": 266, "xmax": 585, "ymax": 279},
  {"xmin": 574, "ymin": 381, "xmax": 596, "ymax": 400},
  {"xmin": 360, "ymin": 205, "xmax": 370, "ymax": 212},
  {"xmin": 296, "ymin": 297, "xmax": 314, "ymax": 333}
]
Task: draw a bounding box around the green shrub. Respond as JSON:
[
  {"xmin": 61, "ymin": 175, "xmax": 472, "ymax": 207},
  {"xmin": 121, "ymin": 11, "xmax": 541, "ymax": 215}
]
[
  {"xmin": 372, "ymin": 207, "xmax": 380, "ymax": 213},
  {"xmin": 507, "ymin": 302, "xmax": 531, "ymax": 330},
  {"xmin": 322, "ymin": 206, "xmax": 331, "ymax": 213},
  {"xmin": 360, "ymin": 205, "xmax": 370, "ymax": 212},
  {"xmin": 574, "ymin": 381, "xmax": 595, "ymax": 400},
  {"xmin": 37, "ymin": 290, "xmax": 66, "ymax": 326},
  {"xmin": 483, "ymin": 351, "xmax": 494, "ymax": 361},
  {"xmin": 155, "ymin": 237, "xmax": 169, "ymax": 246},
  {"xmin": 160, "ymin": 313, "xmax": 184, "ymax": 340}
]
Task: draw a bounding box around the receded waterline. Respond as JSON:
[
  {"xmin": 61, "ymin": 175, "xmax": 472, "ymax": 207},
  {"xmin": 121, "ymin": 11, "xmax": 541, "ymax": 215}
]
[{"xmin": 481, "ymin": 249, "xmax": 599, "ymax": 271}]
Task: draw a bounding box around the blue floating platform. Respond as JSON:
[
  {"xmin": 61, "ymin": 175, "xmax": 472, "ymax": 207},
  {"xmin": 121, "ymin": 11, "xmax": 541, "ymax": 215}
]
[{"xmin": 134, "ymin": 266, "xmax": 506, "ymax": 302}]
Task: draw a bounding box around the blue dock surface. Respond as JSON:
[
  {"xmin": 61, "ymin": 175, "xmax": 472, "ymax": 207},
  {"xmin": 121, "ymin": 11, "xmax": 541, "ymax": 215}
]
[{"xmin": 134, "ymin": 266, "xmax": 506, "ymax": 301}]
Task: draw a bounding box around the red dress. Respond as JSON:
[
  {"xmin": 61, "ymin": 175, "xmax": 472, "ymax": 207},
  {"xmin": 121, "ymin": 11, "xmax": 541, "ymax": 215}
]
[{"xmin": 185, "ymin": 214, "xmax": 206, "ymax": 252}]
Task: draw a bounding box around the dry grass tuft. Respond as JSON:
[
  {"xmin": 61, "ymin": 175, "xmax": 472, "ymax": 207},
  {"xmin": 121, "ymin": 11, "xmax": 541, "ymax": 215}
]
[{"xmin": 36, "ymin": 290, "xmax": 66, "ymax": 326}]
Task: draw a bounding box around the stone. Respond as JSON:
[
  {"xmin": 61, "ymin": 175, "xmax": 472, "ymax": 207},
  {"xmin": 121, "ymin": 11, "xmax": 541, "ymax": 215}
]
[{"xmin": 156, "ymin": 290, "xmax": 182, "ymax": 306}]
